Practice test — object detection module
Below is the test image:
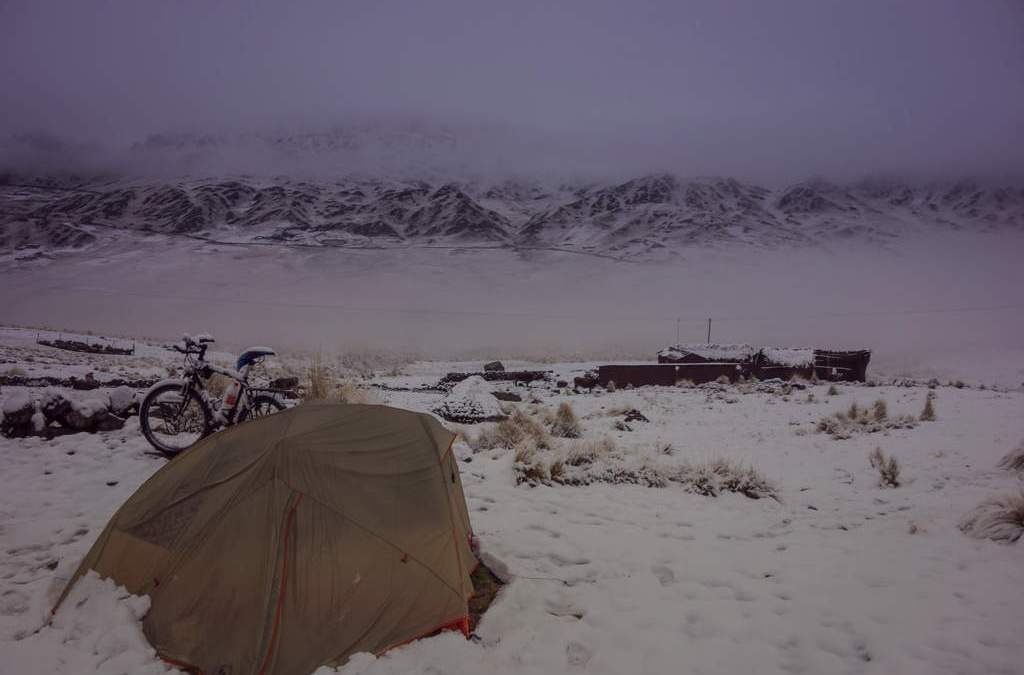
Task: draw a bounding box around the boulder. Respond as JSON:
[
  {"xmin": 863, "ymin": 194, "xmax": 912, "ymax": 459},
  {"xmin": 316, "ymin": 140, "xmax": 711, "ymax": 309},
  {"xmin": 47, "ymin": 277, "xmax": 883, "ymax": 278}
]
[
  {"xmin": 1, "ymin": 388, "xmax": 129, "ymax": 438},
  {"xmin": 108, "ymin": 386, "xmax": 138, "ymax": 415},
  {"xmin": 269, "ymin": 376, "xmax": 300, "ymax": 391}
]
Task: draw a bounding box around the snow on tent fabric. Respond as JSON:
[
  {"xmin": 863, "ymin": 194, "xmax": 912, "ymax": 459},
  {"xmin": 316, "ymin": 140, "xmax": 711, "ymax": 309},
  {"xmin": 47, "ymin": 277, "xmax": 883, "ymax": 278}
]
[{"xmin": 52, "ymin": 402, "xmax": 477, "ymax": 675}]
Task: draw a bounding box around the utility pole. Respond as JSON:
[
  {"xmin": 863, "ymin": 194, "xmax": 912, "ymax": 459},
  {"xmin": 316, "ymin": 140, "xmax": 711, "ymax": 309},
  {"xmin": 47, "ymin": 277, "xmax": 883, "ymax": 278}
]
[
  {"xmin": 707, "ymin": 318, "xmax": 712, "ymax": 344},
  {"xmin": 676, "ymin": 318, "xmax": 680, "ymax": 345}
]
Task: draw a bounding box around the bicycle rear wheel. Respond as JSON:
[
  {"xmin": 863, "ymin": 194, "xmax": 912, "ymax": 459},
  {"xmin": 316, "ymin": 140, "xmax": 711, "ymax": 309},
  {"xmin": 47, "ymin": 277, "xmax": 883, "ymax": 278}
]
[{"xmin": 238, "ymin": 393, "xmax": 286, "ymax": 422}]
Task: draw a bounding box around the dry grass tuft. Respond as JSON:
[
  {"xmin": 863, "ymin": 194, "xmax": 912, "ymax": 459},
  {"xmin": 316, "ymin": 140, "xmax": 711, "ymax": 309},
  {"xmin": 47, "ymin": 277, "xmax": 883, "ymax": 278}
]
[
  {"xmin": 827, "ymin": 384, "xmax": 839, "ymax": 396},
  {"xmin": 335, "ymin": 381, "xmax": 381, "ymax": 405},
  {"xmin": 512, "ymin": 439, "xmax": 548, "ymax": 485},
  {"xmin": 920, "ymin": 393, "xmax": 936, "ymax": 421},
  {"xmin": 549, "ymin": 458, "xmax": 565, "ymax": 482},
  {"xmin": 997, "ymin": 440, "xmax": 1024, "ymax": 473},
  {"xmin": 679, "ymin": 459, "xmax": 776, "ymax": 499},
  {"xmin": 565, "ymin": 436, "xmax": 616, "ymax": 466},
  {"xmin": 301, "ymin": 354, "xmax": 380, "ymax": 404},
  {"xmin": 868, "ymin": 446, "xmax": 901, "ymax": 487},
  {"xmin": 550, "ymin": 402, "xmax": 582, "ymax": 438},
  {"xmin": 817, "ymin": 401, "xmax": 916, "ymax": 439},
  {"xmin": 959, "ymin": 492, "xmax": 1024, "ymax": 543},
  {"xmin": 472, "ymin": 407, "xmax": 551, "ymax": 451},
  {"xmin": 303, "ymin": 354, "xmax": 333, "ymax": 402}
]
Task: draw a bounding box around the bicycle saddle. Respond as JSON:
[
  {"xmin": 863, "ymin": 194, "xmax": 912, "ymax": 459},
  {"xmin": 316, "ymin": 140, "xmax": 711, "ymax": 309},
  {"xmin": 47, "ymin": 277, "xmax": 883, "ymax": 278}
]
[{"xmin": 236, "ymin": 346, "xmax": 276, "ymax": 370}]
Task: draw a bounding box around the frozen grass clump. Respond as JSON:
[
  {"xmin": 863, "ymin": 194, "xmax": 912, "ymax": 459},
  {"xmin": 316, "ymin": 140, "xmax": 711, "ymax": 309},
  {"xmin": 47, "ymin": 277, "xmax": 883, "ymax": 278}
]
[
  {"xmin": 337, "ymin": 348, "xmax": 415, "ymax": 378},
  {"xmin": 959, "ymin": 492, "xmax": 1024, "ymax": 543},
  {"xmin": 678, "ymin": 459, "xmax": 777, "ymax": 500},
  {"xmin": 303, "ymin": 354, "xmax": 333, "ymax": 402},
  {"xmin": 920, "ymin": 392, "xmax": 937, "ymax": 421},
  {"xmin": 335, "ymin": 381, "xmax": 381, "ymax": 405},
  {"xmin": 564, "ymin": 436, "xmax": 616, "ymax": 467},
  {"xmin": 301, "ymin": 354, "xmax": 380, "ymax": 404},
  {"xmin": 816, "ymin": 400, "xmax": 916, "ymax": 439},
  {"xmin": 868, "ymin": 446, "xmax": 901, "ymax": 487},
  {"xmin": 997, "ymin": 440, "xmax": 1024, "ymax": 473},
  {"xmin": 542, "ymin": 443, "xmax": 776, "ymax": 499},
  {"xmin": 472, "ymin": 407, "xmax": 551, "ymax": 451},
  {"xmin": 512, "ymin": 438, "xmax": 548, "ymax": 486},
  {"xmin": 550, "ymin": 402, "xmax": 582, "ymax": 438}
]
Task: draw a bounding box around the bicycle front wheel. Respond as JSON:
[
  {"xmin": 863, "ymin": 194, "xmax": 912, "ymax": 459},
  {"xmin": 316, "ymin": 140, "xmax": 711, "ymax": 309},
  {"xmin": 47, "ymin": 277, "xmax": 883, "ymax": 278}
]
[
  {"xmin": 238, "ymin": 393, "xmax": 286, "ymax": 423},
  {"xmin": 139, "ymin": 382, "xmax": 212, "ymax": 458}
]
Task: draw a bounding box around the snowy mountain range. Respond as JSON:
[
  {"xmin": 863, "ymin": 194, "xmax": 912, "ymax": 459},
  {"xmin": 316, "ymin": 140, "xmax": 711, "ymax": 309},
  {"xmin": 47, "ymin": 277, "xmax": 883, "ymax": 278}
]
[{"xmin": 3, "ymin": 172, "xmax": 1022, "ymax": 259}]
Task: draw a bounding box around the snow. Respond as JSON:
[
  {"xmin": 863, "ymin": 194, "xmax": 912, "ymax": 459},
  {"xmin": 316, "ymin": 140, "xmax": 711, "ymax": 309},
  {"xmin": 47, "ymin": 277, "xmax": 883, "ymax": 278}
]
[
  {"xmin": 658, "ymin": 343, "xmax": 817, "ymax": 367},
  {"xmin": 3, "ymin": 572, "xmax": 179, "ymax": 675},
  {"xmin": 107, "ymin": 386, "xmax": 137, "ymax": 415},
  {"xmin": 432, "ymin": 375, "xmax": 506, "ymax": 423},
  {"xmin": 2, "ymin": 389, "xmax": 33, "ymax": 415},
  {"xmin": 2, "ymin": 332, "xmax": 1024, "ymax": 675}
]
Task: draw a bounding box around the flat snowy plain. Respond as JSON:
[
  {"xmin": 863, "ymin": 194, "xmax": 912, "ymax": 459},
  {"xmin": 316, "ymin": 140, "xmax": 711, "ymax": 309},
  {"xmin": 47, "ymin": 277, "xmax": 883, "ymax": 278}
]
[{"xmin": 0, "ymin": 327, "xmax": 1022, "ymax": 675}]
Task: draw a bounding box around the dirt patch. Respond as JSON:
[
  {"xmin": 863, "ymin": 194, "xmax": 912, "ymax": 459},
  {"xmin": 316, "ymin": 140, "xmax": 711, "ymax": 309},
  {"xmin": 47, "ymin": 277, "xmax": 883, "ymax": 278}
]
[{"xmin": 469, "ymin": 560, "xmax": 505, "ymax": 633}]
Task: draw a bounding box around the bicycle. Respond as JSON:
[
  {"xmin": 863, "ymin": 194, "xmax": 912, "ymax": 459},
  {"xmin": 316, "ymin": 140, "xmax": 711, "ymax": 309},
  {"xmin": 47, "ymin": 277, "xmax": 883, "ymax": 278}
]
[{"xmin": 139, "ymin": 334, "xmax": 287, "ymax": 457}]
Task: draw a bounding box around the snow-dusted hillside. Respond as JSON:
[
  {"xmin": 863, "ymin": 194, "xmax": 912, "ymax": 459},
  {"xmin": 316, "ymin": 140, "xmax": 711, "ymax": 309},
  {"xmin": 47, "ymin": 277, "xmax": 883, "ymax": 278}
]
[{"xmin": 2, "ymin": 173, "xmax": 1021, "ymax": 258}]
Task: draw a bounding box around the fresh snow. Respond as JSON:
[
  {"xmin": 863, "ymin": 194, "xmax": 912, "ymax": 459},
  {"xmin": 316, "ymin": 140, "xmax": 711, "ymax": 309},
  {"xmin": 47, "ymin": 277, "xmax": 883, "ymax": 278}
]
[
  {"xmin": 1, "ymin": 332, "xmax": 1023, "ymax": 675},
  {"xmin": 433, "ymin": 375, "xmax": 507, "ymax": 423},
  {"xmin": 658, "ymin": 343, "xmax": 817, "ymax": 367}
]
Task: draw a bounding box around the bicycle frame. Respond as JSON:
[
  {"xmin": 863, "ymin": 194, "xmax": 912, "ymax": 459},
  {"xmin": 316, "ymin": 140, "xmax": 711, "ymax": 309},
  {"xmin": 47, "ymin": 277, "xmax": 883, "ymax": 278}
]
[{"xmin": 173, "ymin": 338, "xmax": 262, "ymax": 428}]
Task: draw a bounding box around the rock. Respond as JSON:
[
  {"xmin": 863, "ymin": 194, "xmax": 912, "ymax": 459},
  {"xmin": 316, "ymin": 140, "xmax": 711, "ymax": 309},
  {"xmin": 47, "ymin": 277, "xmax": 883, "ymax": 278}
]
[
  {"xmin": 2, "ymin": 388, "xmax": 127, "ymax": 437},
  {"xmin": 270, "ymin": 376, "xmax": 300, "ymax": 391},
  {"xmin": 94, "ymin": 412, "xmax": 126, "ymax": 431},
  {"xmin": 556, "ymin": 380, "xmax": 569, "ymax": 388},
  {"xmin": 574, "ymin": 371, "xmax": 599, "ymax": 389},
  {"xmin": 492, "ymin": 391, "xmax": 522, "ymax": 402},
  {"xmin": 1, "ymin": 393, "xmax": 37, "ymax": 437},
  {"xmin": 623, "ymin": 409, "xmax": 650, "ymax": 423},
  {"xmin": 483, "ymin": 361, "xmax": 505, "ymax": 372},
  {"xmin": 107, "ymin": 386, "xmax": 138, "ymax": 415}
]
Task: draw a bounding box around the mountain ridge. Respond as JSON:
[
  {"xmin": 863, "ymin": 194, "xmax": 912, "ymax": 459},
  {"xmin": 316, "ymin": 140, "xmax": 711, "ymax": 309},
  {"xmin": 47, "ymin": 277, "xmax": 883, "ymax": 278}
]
[{"xmin": 2, "ymin": 173, "xmax": 1022, "ymax": 259}]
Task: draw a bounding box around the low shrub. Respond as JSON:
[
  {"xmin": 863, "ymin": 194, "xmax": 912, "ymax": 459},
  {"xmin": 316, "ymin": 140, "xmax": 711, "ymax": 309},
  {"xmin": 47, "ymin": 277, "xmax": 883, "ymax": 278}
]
[
  {"xmin": 550, "ymin": 402, "xmax": 582, "ymax": 438},
  {"xmin": 959, "ymin": 492, "xmax": 1024, "ymax": 543},
  {"xmin": 303, "ymin": 354, "xmax": 333, "ymax": 402},
  {"xmin": 869, "ymin": 446, "xmax": 901, "ymax": 487},
  {"xmin": 920, "ymin": 393, "xmax": 936, "ymax": 421},
  {"xmin": 997, "ymin": 440, "xmax": 1024, "ymax": 473},
  {"xmin": 816, "ymin": 401, "xmax": 916, "ymax": 439},
  {"xmin": 512, "ymin": 439, "xmax": 548, "ymax": 485},
  {"xmin": 472, "ymin": 407, "xmax": 551, "ymax": 451}
]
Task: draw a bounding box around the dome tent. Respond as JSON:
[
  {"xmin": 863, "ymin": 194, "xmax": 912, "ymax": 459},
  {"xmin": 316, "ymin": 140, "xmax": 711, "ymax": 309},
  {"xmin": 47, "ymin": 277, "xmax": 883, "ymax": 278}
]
[{"xmin": 53, "ymin": 403, "xmax": 476, "ymax": 675}]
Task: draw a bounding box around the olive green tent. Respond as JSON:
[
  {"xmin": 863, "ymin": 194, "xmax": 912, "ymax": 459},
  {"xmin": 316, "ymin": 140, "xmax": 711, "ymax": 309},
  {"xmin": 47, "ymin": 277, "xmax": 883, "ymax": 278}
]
[{"xmin": 54, "ymin": 403, "xmax": 476, "ymax": 675}]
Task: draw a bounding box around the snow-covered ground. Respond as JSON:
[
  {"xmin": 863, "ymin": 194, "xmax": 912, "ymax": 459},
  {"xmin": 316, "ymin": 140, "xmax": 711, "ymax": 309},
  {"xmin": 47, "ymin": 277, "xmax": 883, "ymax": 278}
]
[{"xmin": 1, "ymin": 331, "xmax": 1022, "ymax": 674}]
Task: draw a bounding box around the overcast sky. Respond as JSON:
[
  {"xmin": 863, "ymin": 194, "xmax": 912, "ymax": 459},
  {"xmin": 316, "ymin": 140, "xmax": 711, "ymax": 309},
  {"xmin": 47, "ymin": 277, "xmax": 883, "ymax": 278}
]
[{"xmin": 2, "ymin": 0, "xmax": 1022, "ymax": 179}]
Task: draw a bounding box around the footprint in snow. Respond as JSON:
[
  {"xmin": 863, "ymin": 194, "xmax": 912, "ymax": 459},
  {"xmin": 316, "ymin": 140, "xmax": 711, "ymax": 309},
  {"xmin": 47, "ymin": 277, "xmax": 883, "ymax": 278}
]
[
  {"xmin": 566, "ymin": 641, "xmax": 593, "ymax": 667},
  {"xmin": 651, "ymin": 564, "xmax": 676, "ymax": 586}
]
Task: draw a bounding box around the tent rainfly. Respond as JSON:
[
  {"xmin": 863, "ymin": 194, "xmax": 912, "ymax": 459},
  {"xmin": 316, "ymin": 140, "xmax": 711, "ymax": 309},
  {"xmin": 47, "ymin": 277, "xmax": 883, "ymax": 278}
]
[{"xmin": 53, "ymin": 402, "xmax": 477, "ymax": 675}]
